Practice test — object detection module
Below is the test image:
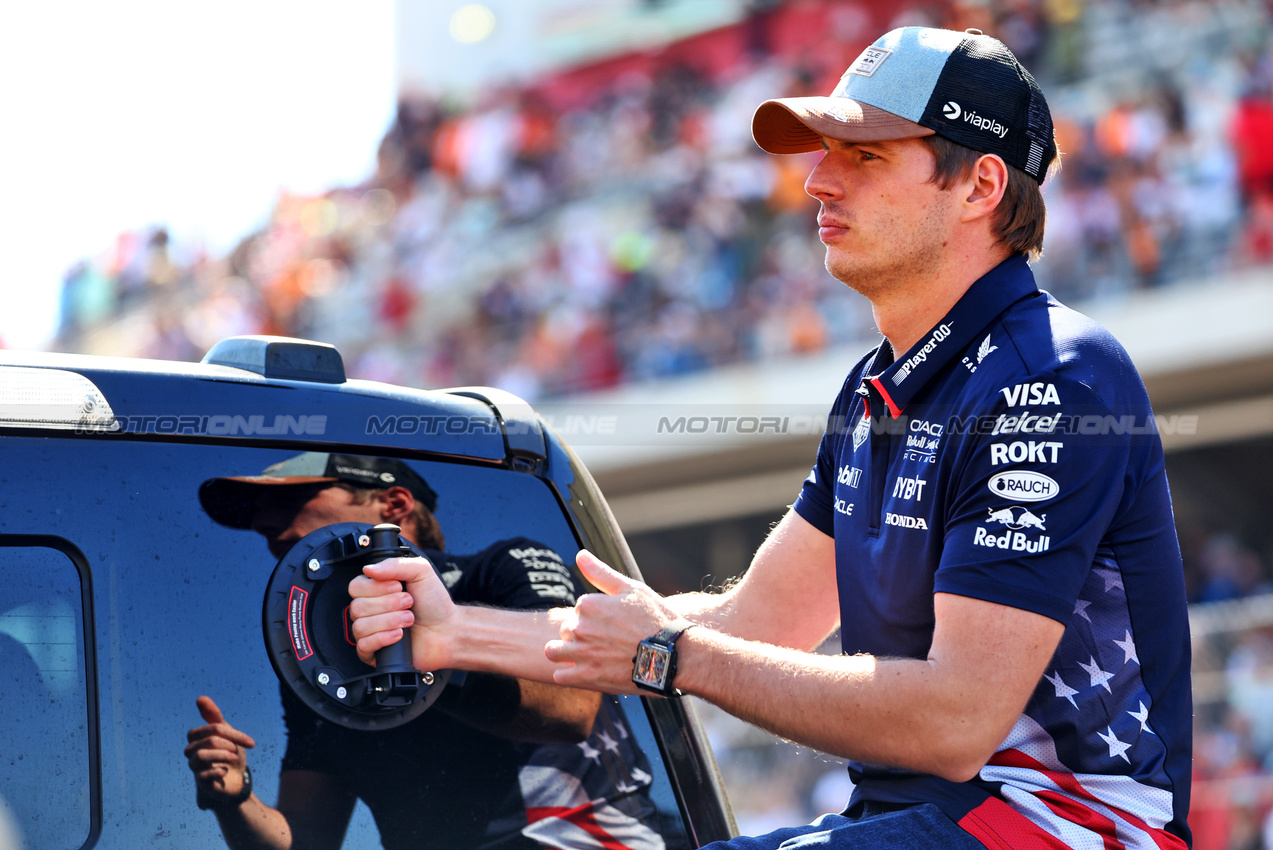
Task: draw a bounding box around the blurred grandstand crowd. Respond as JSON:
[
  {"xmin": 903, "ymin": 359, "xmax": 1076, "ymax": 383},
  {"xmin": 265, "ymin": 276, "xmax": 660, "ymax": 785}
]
[
  {"xmin": 55, "ymin": 0, "xmax": 1273, "ymax": 398},
  {"xmin": 44, "ymin": 0, "xmax": 1273, "ymax": 845}
]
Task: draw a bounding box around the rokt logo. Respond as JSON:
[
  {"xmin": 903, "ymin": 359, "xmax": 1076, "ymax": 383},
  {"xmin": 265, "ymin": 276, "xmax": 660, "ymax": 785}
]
[{"xmin": 943, "ymin": 101, "xmax": 961, "ymax": 120}]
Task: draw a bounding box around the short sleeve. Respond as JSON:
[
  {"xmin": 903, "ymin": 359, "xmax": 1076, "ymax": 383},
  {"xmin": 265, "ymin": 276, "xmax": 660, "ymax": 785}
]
[
  {"xmin": 445, "ymin": 538, "xmax": 578, "ymax": 612},
  {"xmin": 935, "ymin": 374, "xmax": 1132, "ymax": 623}
]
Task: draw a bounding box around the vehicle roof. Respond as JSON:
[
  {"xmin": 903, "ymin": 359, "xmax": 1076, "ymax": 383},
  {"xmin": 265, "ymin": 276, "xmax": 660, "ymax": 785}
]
[{"xmin": 0, "ymin": 342, "xmax": 544, "ymax": 466}]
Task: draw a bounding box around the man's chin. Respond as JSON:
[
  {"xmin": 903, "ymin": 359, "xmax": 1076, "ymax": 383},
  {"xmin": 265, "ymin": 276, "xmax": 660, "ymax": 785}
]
[{"xmin": 825, "ymin": 258, "xmax": 873, "ymax": 296}]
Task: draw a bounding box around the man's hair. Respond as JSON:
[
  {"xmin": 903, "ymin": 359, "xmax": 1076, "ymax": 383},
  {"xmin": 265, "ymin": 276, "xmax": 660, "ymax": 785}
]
[
  {"xmin": 921, "ymin": 134, "xmax": 1056, "ymax": 261},
  {"xmin": 333, "ymin": 483, "xmax": 446, "ymax": 550}
]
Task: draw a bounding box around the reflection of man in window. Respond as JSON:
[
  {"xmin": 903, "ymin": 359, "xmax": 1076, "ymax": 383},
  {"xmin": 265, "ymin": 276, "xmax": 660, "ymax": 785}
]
[{"xmin": 185, "ymin": 452, "xmax": 663, "ymax": 850}]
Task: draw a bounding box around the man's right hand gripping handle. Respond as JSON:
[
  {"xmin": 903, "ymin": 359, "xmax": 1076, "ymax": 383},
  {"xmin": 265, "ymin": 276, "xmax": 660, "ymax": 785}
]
[{"xmin": 348, "ymin": 555, "xmax": 456, "ymax": 672}]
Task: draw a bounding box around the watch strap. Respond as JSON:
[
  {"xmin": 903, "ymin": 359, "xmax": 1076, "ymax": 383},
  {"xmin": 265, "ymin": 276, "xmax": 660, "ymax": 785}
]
[
  {"xmin": 197, "ymin": 763, "xmax": 253, "ymax": 811},
  {"xmin": 656, "ymin": 619, "xmax": 696, "ymax": 646}
]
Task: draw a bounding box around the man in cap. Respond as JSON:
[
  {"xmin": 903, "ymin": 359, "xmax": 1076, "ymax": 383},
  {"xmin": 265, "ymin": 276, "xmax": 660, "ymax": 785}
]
[
  {"xmin": 349, "ymin": 27, "xmax": 1192, "ymax": 849},
  {"xmin": 195, "ymin": 451, "xmax": 448, "ymax": 559},
  {"xmin": 185, "ymin": 452, "xmax": 664, "ymax": 850}
]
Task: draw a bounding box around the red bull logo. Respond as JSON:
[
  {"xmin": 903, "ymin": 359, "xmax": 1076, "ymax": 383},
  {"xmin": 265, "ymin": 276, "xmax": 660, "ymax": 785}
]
[
  {"xmin": 973, "ymin": 526, "xmax": 1051, "ymax": 553},
  {"xmin": 975, "ymin": 505, "xmax": 1051, "ymax": 552}
]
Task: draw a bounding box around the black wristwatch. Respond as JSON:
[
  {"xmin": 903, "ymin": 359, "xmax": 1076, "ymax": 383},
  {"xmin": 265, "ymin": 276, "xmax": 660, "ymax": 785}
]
[
  {"xmin": 197, "ymin": 763, "xmax": 253, "ymax": 811},
  {"xmin": 631, "ymin": 620, "xmax": 696, "ymax": 696}
]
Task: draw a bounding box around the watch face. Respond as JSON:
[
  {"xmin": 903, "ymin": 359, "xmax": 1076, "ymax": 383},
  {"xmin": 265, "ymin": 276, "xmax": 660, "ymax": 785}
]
[{"xmin": 633, "ymin": 641, "xmax": 671, "ymax": 689}]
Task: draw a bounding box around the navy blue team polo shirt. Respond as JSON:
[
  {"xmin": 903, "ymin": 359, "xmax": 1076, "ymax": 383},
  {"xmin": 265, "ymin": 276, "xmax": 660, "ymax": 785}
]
[{"xmin": 793, "ymin": 255, "xmax": 1192, "ymax": 849}]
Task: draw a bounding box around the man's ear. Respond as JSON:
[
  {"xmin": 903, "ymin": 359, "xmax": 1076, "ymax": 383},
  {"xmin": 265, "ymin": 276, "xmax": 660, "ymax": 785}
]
[
  {"xmin": 375, "ymin": 486, "xmax": 416, "ymax": 525},
  {"xmin": 961, "ymin": 153, "xmax": 1009, "ymax": 224}
]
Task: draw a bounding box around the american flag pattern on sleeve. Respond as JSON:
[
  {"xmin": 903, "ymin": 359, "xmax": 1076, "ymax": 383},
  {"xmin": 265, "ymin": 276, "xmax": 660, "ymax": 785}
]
[
  {"xmin": 964, "ymin": 554, "xmax": 1187, "ymax": 850},
  {"xmin": 515, "ymin": 697, "xmax": 667, "ymax": 850}
]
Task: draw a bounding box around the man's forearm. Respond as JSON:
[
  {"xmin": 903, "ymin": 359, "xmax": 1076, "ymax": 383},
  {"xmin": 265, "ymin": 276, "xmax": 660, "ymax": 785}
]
[
  {"xmin": 671, "ymin": 628, "xmax": 962, "ymax": 776},
  {"xmin": 446, "ymin": 606, "xmax": 573, "ymax": 682},
  {"xmin": 669, "ymin": 595, "xmax": 1065, "ymax": 783},
  {"xmin": 666, "ymin": 510, "xmax": 843, "ymax": 652},
  {"xmin": 211, "ymin": 796, "xmax": 292, "ymax": 850}
]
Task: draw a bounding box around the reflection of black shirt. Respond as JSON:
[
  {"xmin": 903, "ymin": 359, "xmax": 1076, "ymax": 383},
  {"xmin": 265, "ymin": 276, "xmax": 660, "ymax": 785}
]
[{"xmin": 280, "ymin": 538, "xmax": 577, "ymax": 850}]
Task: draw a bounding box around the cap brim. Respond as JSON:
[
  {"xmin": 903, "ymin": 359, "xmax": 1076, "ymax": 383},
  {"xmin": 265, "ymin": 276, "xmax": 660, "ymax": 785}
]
[
  {"xmin": 753, "ymin": 97, "xmax": 934, "ymax": 154},
  {"xmin": 198, "ymin": 475, "xmax": 337, "ymax": 529}
]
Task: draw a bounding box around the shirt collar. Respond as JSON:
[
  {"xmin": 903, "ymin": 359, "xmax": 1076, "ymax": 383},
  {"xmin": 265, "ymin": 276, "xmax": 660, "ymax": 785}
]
[{"xmin": 865, "ymin": 255, "xmax": 1039, "ymax": 418}]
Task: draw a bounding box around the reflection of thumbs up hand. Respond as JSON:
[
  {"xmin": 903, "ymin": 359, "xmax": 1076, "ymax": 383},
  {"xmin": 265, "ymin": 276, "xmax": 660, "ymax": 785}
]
[{"xmin": 185, "ymin": 696, "xmax": 256, "ymax": 807}]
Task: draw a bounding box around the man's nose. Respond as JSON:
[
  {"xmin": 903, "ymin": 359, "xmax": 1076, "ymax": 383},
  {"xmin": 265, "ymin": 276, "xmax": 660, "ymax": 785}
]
[{"xmin": 804, "ymin": 152, "xmax": 845, "ymax": 201}]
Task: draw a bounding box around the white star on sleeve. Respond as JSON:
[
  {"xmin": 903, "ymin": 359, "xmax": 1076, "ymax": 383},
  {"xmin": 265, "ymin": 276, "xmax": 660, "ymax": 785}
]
[
  {"xmin": 1113, "ymin": 630, "xmax": 1139, "ymax": 665},
  {"xmin": 1098, "ymin": 726, "xmax": 1132, "ymax": 763},
  {"xmin": 1074, "ymin": 599, "xmax": 1092, "ymax": 622},
  {"xmin": 1128, "ymin": 701, "xmax": 1154, "ymax": 735},
  {"xmin": 578, "ymin": 740, "xmax": 602, "ymax": 763},
  {"xmin": 1078, "ymin": 656, "xmax": 1115, "ymax": 692},
  {"xmin": 1044, "ymin": 671, "xmax": 1080, "ymax": 708},
  {"xmin": 631, "ymin": 766, "xmax": 652, "ymax": 786},
  {"xmin": 597, "ymin": 729, "xmax": 621, "ymax": 754}
]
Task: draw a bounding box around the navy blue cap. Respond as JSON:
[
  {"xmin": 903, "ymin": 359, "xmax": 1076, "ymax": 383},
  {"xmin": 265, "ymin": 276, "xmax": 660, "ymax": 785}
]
[{"xmin": 199, "ymin": 452, "xmax": 438, "ymax": 529}]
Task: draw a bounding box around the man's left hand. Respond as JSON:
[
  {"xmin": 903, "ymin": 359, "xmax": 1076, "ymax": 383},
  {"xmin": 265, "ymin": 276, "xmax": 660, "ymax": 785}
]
[{"xmin": 545, "ymin": 550, "xmax": 682, "ymax": 693}]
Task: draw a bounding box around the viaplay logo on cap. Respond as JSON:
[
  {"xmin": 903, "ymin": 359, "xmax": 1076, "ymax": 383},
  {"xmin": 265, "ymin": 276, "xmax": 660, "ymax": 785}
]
[
  {"xmin": 335, "ymin": 463, "xmax": 382, "ymax": 482},
  {"xmin": 942, "ymin": 101, "xmax": 1009, "ymax": 139}
]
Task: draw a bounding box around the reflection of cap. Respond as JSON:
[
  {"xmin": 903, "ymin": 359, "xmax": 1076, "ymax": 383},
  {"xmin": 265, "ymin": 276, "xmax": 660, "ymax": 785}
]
[
  {"xmin": 199, "ymin": 452, "xmax": 439, "ymax": 529},
  {"xmin": 752, "ymin": 27, "xmax": 1056, "ymax": 183}
]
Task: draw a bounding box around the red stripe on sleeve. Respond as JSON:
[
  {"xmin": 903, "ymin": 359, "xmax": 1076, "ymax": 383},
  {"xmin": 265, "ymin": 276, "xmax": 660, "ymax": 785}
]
[
  {"xmin": 986, "ymin": 749, "xmax": 1188, "ymax": 850},
  {"xmin": 958, "ymin": 796, "xmax": 1074, "ymax": 849},
  {"xmin": 1033, "ymin": 790, "xmax": 1123, "ymax": 850}
]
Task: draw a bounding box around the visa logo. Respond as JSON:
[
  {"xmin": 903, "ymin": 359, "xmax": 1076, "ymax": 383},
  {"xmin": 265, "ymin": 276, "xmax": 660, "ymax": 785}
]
[{"xmin": 1000, "ymin": 382, "xmax": 1060, "ymax": 407}]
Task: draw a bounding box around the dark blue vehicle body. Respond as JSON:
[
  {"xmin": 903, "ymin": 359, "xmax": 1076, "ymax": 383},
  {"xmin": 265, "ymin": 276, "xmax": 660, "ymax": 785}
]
[{"xmin": 0, "ymin": 336, "xmax": 735, "ymax": 849}]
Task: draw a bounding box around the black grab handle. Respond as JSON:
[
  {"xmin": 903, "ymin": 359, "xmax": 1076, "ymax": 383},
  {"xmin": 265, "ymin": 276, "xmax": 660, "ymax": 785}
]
[{"xmin": 363, "ymin": 524, "xmax": 424, "ymax": 704}]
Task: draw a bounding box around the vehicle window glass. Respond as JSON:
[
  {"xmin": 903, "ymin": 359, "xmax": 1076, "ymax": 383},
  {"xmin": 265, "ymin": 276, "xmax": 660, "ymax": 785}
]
[
  {"xmin": 615, "ymin": 694, "xmax": 695, "ymax": 850},
  {"xmin": 0, "ymin": 436, "xmax": 692, "ymax": 849},
  {"xmin": 0, "ymin": 542, "xmax": 93, "ymax": 850}
]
